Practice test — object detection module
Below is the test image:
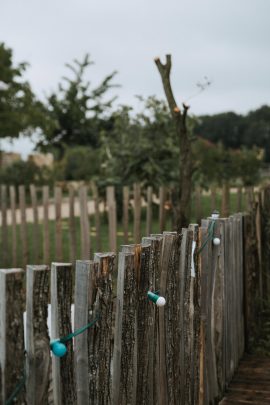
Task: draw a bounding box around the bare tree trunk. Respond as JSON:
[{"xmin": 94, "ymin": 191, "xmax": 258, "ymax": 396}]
[{"xmin": 155, "ymin": 55, "xmax": 192, "ymax": 231}]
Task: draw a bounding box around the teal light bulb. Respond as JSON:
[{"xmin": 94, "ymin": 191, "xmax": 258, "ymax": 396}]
[{"xmin": 50, "ymin": 340, "xmax": 67, "ymax": 357}]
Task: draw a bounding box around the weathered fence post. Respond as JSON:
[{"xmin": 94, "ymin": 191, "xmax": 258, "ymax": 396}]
[
  {"xmin": 30, "ymin": 184, "xmax": 40, "ymax": 263},
  {"xmin": 159, "ymin": 186, "xmax": 166, "ymax": 233},
  {"xmin": 92, "ymin": 182, "xmax": 102, "ymax": 251},
  {"xmin": 89, "ymin": 253, "xmax": 115, "ymax": 404},
  {"xmin": 54, "ymin": 187, "xmax": 63, "ymax": 261},
  {"xmin": 74, "ymin": 260, "xmax": 95, "ymax": 405},
  {"xmin": 123, "ymin": 186, "xmax": 130, "ymax": 244},
  {"xmin": 1, "ymin": 185, "xmax": 8, "ymax": 267},
  {"xmin": 42, "ymin": 185, "xmax": 50, "ymax": 264},
  {"xmin": 106, "ymin": 186, "xmax": 117, "ymax": 252},
  {"xmin": 133, "ymin": 183, "xmax": 141, "ymax": 244},
  {"xmin": 9, "ymin": 185, "xmax": 17, "ymax": 267},
  {"xmin": 51, "ymin": 262, "xmax": 76, "ymax": 404},
  {"xmin": 26, "ymin": 265, "xmax": 50, "ymax": 404},
  {"xmin": 146, "ymin": 186, "xmax": 153, "ymax": 236},
  {"xmin": 68, "ymin": 185, "xmax": 77, "ymax": 264},
  {"xmin": 79, "ymin": 185, "xmax": 91, "ymax": 259},
  {"xmin": 0, "ymin": 269, "xmax": 25, "ymax": 404},
  {"xmin": 19, "ymin": 184, "xmax": 28, "ymax": 267}
]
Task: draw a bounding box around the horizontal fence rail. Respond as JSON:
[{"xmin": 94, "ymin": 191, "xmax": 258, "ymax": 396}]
[{"xmin": 0, "ymin": 188, "xmax": 266, "ymax": 405}]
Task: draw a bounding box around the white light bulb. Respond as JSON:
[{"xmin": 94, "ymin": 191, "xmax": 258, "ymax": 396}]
[
  {"xmin": 156, "ymin": 297, "xmax": 166, "ymax": 307},
  {"xmin": 213, "ymin": 237, "xmax": 221, "ymax": 246}
]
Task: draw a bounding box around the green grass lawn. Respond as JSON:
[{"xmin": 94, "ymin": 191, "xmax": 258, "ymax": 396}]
[{"xmin": 1, "ymin": 191, "xmax": 247, "ymax": 268}]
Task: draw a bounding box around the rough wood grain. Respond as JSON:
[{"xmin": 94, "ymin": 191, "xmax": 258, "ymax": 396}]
[
  {"xmin": 89, "ymin": 253, "xmax": 115, "ymax": 405},
  {"xmin": 26, "ymin": 265, "xmax": 50, "ymax": 404},
  {"xmin": 51, "ymin": 262, "xmax": 76, "ymax": 405},
  {"xmin": 74, "ymin": 260, "xmax": 95, "ymax": 405},
  {"xmin": 0, "ymin": 269, "xmax": 25, "ymax": 404}
]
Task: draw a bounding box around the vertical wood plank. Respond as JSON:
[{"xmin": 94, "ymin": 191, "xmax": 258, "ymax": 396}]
[
  {"xmin": 195, "ymin": 186, "xmax": 202, "ymax": 222},
  {"xmin": 54, "ymin": 187, "xmax": 63, "ymax": 261},
  {"xmin": 30, "ymin": 184, "xmax": 40, "ymax": 263},
  {"xmin": 92, "ymin": 183, "xmax": 102, "ymax": 251},
  {"xmin": 0, "ymin": 269, "xmax": 25, "ymax": 404},
  {"xmin": 133, "ymin": 183, "xmax": 141, "ymax": 244},
  {"xmin": 159, "ymin": 186, "xmax": 166, "ymax": 233},
  {"xmin": 74, "ymin": 260, "xmax": 95, "ymax": 405},
  {"xmin": 210, "ymin": 185, "xmax": 217, "ymax": 212},
  {"xmin": 221, "ymin": 183, "xmax": 230, "ymax": 218},
  {"xmin": 9, "ymin": 185, "xmax": 17, "ymax": 267},
  {"xmin": 146, "ymin": 186, "xmax": 153, "ymax": 236},
  {"xmin": 90, "ymin": 253, "xmax": 115, "ymax": 405},
  {"xmin": 68, "ymin": 186, "xmax": 77, "ymax": 264},
  {"xmin": 106, "ymin": 186, "xmax": 117, "ymax": 252},
  {"xmin": 79, "ymin": 185, "xmax": 91, "ymax": 260},
  {"xmin": 1, "ymin": 185, "xmax": 8, "ymax": 267},
  {"xmin": 112, "ymin": 252, "xmax": 135, "ymax": 405},
  {"xmin": 123, "ymin": 186, "xmax": 130, "ymax": 244},
  {"xmin": 19, "ymin": 184, "xmax": 28, "ymax": 267},
  {"xmin": 42, "ymin": 186, "xmax": 50, "ymax": 264},
  {"xmin": 26, "ymin": 265, "xmax": 50, "ymax": 404},
  {"xmin": 51, "ymin": 262, "xmax": 76, "ymax": 405},
  {"xmin": 237, "ymin": 186, "xmax": 242, "ymax": 212}
]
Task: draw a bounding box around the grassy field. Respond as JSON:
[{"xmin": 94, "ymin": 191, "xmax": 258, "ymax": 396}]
[{"xmin": 2, "ymin": 191, "xmax": 247, "ymax": 267}]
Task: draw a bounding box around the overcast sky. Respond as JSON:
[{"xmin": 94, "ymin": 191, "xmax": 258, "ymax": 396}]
[{"xmin": 1, "ymin": 0, "xmax": 270, "ymax": 156}]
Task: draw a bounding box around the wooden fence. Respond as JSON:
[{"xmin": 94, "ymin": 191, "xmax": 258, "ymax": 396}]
[
  {"xmin": 0, "ymin": 196, "xmax": 265, "ymax": 404},
  {"xmin": 0, "ymin": 183, "xmax": 255, "ymax": 268}
]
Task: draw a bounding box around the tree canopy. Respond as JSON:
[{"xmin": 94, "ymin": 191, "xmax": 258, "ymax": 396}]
[
  {"xmin": 37, "ymin": 54, "xmax": 118, "ymax": 158},
  {"xmin": 0, "ymin": 42, "xmax": 43, "ymax": 138}
]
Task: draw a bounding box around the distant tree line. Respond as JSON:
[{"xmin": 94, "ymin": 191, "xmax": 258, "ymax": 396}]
[{"xmin": 0, "ymin": 42, "xmax": 267, "ymax": 189}]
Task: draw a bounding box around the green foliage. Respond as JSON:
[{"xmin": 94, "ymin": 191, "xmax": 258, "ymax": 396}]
[
  {"xmin": 59, "ymin": 146, "xmax": 102, "ymax": 181},
  {"xmin": 0, "ymin": 43, "xmax": 44, "ymax": 138},
  {"xmin": 38, "ymin": 54, "xmax": 118, "ymax": 157},
  {"xmin": 195, "ymin": 105, "xmax": 270, "ymax": 161},
  {"xmin": 0, "ymin": 160, "xmax": 49, "ymax": 187},
  {"xmin": 100, "ymin": 96, "xmax": 180, "ymax": 187},
  {"xmin": 193, "ymin": 138, "xmax": 262, "ymax": 186}
]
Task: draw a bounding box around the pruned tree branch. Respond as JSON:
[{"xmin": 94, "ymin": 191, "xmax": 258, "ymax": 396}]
[{"xmin": 154, "ymin": 55, "xmax": 181, "ymax": 118}]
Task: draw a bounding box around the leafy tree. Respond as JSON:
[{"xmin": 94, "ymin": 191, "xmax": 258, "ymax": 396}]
[
  {"xmin": 100, "ymin": 97, "xmax": 180, "ymax": 187},
  {"xmin": 60, "ymin": 146, "xmax": 102, "ymax": 181},
  {"xmin": 0, "ymin": 160, "xmax": 48, "ymax": 187},
  {"xmin": 38, "ymin": 55, "xmax": 118, "ymax": 158},
  {"xmin": 0, "ymin": 42, "xmax": 43, "ymax": 138}
]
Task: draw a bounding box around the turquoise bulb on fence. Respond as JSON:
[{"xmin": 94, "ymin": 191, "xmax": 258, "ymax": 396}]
[{"xmin": 50, "ymin": 340, "xmax": 67, "ymax": 357}]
